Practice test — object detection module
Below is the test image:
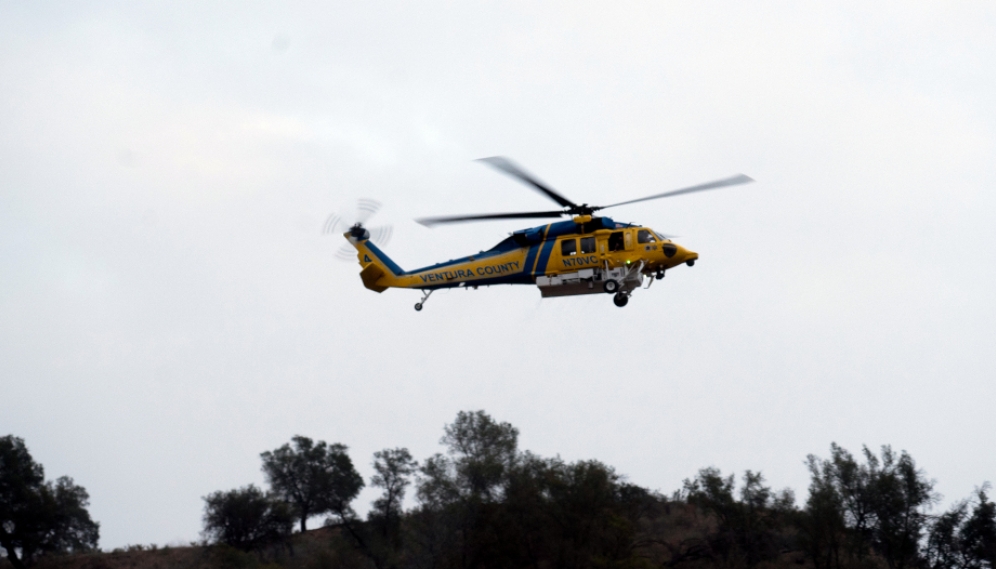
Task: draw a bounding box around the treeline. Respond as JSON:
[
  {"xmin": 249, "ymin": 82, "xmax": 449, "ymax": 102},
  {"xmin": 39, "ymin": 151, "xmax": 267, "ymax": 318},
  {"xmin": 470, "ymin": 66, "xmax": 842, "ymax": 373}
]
[
  {"xmin": 4, "ymin": 413, "xmax": 996, "ymax": 569},
  {"xmin": 203, "ymin": 411, "xmax": 996, "ymax": 569}
]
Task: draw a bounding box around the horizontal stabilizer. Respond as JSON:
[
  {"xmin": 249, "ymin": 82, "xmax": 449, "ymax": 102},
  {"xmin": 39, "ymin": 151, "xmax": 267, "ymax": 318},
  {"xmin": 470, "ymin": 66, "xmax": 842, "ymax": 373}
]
[{"xmin": 360, "ymin": 264, "xmax": 388, "ymax": 293}]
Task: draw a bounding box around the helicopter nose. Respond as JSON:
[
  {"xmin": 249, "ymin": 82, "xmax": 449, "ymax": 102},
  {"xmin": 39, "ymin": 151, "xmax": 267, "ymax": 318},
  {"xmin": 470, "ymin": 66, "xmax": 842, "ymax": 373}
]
[{"xmin": 674, "ymin": 245, "xmax": 698, "ymax": 267}]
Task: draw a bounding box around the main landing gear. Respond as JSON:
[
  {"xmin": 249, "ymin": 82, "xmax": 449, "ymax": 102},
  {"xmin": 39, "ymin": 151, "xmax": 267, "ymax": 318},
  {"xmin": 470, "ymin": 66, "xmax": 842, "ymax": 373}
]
[
  {"xmin": 603, "ymin": 278, "xmax": 629, "ymax": 307},
  {"xmin": 414, "ymin": 289, "xmax": 434, "ymax": 311}
]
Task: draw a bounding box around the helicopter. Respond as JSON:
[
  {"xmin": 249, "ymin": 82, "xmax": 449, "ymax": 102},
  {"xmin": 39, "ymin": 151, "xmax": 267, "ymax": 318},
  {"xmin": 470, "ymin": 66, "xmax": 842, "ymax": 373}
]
[{"xmin": 340, "ymin": 157, "xmax": 753, "ymax": 310}]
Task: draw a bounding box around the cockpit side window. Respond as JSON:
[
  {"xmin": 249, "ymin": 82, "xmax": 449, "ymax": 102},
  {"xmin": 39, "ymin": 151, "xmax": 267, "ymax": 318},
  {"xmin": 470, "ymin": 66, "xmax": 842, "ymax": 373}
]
[
  {"xmin": 580, "ymin": 237, "xmax": 596, "ymax": 254},
  {"xmin": 608, "ymin": 232, "xmax": 624, "ymax": 252},
  {"xmin": 637, "ymin": 229, "xmax": 656, "ymax": 244},
  {"xmin": 560, "ymin": 238, "xmax": 577, "ymax": 256}
]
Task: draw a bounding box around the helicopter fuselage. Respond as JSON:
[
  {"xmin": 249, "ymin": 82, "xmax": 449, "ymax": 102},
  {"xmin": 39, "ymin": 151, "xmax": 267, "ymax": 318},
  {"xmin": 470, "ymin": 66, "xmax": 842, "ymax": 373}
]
[{"xmin": 348, "ymin": 216, "xmax": 698, "ymax": 300}]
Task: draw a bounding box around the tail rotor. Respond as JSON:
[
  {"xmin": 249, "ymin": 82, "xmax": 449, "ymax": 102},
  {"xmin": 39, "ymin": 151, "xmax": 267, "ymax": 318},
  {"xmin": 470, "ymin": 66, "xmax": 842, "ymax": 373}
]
[{"xmin": 323, "ymin": 199, "xmax": 393, "ymax": 261}]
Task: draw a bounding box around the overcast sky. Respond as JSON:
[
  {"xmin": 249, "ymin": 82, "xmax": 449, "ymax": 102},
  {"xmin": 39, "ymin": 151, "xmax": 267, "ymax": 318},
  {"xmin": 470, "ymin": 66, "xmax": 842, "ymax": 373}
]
[{"xmin": 2, "ymin": 1, "xmax": 995, "ymax": 550}]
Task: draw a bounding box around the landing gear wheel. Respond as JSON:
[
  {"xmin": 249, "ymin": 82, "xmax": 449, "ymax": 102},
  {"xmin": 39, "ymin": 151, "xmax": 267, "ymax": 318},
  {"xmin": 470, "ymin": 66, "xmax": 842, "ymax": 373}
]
[
  {"xmin": 603, "ymin": 279, "xmax": 619, "ymax": 294},
  {"xmin": 415, "ymin": 289, "xmax": 433, "ymax": 311},
  {"xmin": 613, "ymin": 293, "xmax": 629, "ymax": 307},
  {"xmin": 655, "ymin": 270, "xmax": 665, "ymax": 280}
]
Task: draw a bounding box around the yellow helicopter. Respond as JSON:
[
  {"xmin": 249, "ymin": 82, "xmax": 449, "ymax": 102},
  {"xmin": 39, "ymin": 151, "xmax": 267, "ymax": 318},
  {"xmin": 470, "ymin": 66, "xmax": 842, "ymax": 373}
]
[{"xmin": 340, "ymin": 157, "xmax": 753, "ymax": 310}]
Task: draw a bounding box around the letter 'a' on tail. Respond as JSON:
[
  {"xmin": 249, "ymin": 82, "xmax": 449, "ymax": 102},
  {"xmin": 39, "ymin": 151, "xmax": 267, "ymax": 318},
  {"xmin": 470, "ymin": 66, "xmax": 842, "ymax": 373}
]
[{"xmin": 345, "ymin": 226, "xmax": 404, "ymax": 293}]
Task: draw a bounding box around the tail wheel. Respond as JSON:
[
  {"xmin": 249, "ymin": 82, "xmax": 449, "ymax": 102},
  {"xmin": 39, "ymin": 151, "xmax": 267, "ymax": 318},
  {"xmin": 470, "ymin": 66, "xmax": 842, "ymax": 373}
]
[
  {"xmin": 613, "ymin": 293, "xmax": 629, "ymax": 307},
  {"xmin": 603, "ymin": 279, "xmax": 619, "ymax": 294},
  {"xmin": 414, "ymin": 303, "xmax": 423, "ymax": 312}
]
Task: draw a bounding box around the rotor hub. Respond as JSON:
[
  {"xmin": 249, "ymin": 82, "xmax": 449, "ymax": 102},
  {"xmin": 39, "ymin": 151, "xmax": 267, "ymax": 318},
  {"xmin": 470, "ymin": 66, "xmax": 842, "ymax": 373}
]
[{"xmin": 349, "ymin": 223, "xmax": 370, "ymax": 240}]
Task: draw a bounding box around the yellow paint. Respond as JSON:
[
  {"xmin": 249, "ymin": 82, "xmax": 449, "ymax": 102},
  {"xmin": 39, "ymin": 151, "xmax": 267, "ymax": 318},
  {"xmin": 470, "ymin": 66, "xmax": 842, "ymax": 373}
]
[{"xmin": 347, "ymin": 224, "xmax": 698, "ymax": 293}]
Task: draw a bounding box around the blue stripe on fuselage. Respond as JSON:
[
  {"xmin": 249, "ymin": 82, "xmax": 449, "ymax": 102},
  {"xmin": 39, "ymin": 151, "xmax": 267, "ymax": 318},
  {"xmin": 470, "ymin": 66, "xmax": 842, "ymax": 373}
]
[
  {"xmin": 533, "ymin": 238, "xmax": 557, "ymax": 276},
  {"xmin": 364, "ymin": 241, "xmax": 405, "ymax": 276},
  {"xmin": 521, "ymin": 244, "xmax": 539, "ymax": 279}
]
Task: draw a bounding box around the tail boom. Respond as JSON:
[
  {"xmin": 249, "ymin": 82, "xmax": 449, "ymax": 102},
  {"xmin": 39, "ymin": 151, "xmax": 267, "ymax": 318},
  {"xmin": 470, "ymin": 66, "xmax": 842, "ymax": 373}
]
[{"xmin": 346, "ymin": 234, "xmax": 533, "ymax": 293}]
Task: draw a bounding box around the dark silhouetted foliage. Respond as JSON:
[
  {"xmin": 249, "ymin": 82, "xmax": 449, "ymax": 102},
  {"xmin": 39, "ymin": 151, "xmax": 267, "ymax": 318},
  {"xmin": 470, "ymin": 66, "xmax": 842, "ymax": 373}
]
[
  {"xmin": 201, "ymin": 485, "xmax": 293, "ymax": 552},
  {"xmin": 683, "ymin": 467, "xmax": 797, "ymax": 567},
  {"xmin": 926, "ymin": 485, "xmax": 996, "ymax": 569},
  {"xmin": 362, "ymin": 448, "xmax": 418, "ymax": 569},
  {"xmin": 260, "ymin": 437, "xmax": 364, "ymax": 532},
  {"xmin": 801, "ymin": 444, "xmax": 937, "ymax": 569},
  {"xmin": 20, "ymin": 414, "xmax": 996, "ymax": 569},
  {"xmin": 0, "ymin": 436, "xmax": 99, "ymax": 569},
  {"xmin": 400, "ymin": 411, "xmax": 656, "ymax": 569}
]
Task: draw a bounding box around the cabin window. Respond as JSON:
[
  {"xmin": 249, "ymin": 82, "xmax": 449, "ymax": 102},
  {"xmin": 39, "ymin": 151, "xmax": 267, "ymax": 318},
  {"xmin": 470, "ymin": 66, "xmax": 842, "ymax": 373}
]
[
  {"xmin": 608, "ymin": 232, "xmax": 624, "ymax": 252},
  {"xmin": 580, "ymin": 237, "xmax": 596, "ymax": 254},
  {"xmin": 638, "ymin": 229, "xmax": 656, "ymax": 244},
  {"xmin": 560, "ymin": 238, "xmax": 577, "ymax": 256}
]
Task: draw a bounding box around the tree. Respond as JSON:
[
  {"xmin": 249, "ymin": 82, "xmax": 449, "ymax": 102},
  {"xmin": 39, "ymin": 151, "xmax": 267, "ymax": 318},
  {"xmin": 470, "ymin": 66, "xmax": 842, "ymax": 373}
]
[
  {"xmin": 802, "ymin": 444, "xmax": 936, "ymax": 569},
  {"xmin": 406, "ymin": 411, "xmax": 521, "ymax": 569},
  {"xmin": 369, "ymin": 448, "xmax": 417, "ymax": 539},
  {"xmin": 440, "ymin": 410, "xmax": 519, "ymax": 501},
  {"xmin": 800, "ymin": 456, "xmax": 848, "ymax": 569},
  {"xmin": 961, "ymin": 487, "xmax": 996, "ymax": 568},
  {"xmin": 359, "ymin": 448, "xmax": 418, "ymax": 569},
  {"xmin": 683, "ymin": 467, "xmax": 795, "ymax": 567},
  {"xmin": 407, "ymin": 411, "xmax": 650, "ymax": 569},
  {"xmin": 926, "ymin": 485, "xmax": 996, "ymax": 569},
  {"xmin": 802, "ymin": 443, "xmax": 876, "ymax": 567},
  {"xmin": 260, "ymin": 436, "xmax": 364, "ymax": 532},
  {"xmin": 533, "ymin": 457, "xmax": 643, "ymax": 568},
  {"xmin": 0, "ymin": 436, "xmax": 99, "ymax": 569},
  {"xmin": 201, "ymin": 485, "xmax": 292, "ymax": 552},
  {"xmin": 866, "ymin": 446, "xmax": 936, "ymax": 569}
]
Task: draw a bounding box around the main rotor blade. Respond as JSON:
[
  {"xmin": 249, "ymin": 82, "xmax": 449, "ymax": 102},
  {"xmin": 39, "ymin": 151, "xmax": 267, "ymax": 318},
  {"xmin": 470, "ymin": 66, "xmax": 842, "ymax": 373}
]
[
  {"xmin": 416, "ymin": 210, "xmax": 566, "ymax": 227},
  {"xmin": 477, "ymin": 157, "xmax": 577, "ymax": 209},
  {"xmin": 598, "ymin": 174, "xmax": 754, "ymax": 210}
]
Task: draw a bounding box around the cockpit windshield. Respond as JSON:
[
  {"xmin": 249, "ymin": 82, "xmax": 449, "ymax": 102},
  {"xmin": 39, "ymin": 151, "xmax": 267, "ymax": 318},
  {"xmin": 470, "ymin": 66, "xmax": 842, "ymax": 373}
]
[{"xmin": 637, "ymin": 229, "xmax": 657, "ymax": 244}]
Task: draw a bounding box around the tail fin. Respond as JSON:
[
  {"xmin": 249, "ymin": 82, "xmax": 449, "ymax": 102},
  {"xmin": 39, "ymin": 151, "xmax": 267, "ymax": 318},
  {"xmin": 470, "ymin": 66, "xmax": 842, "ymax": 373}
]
[{"xmin": 351, "ymin": 237, "xmax": 405, "ymax": 293}]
